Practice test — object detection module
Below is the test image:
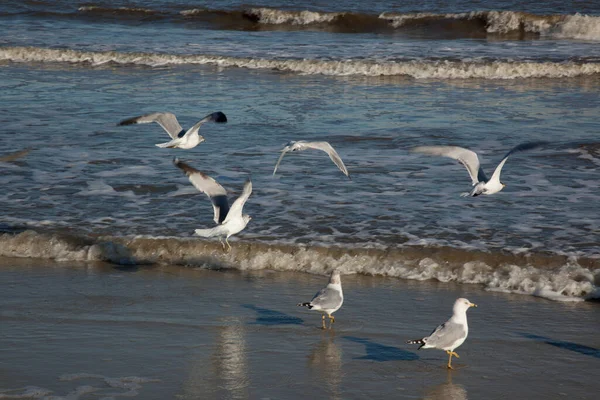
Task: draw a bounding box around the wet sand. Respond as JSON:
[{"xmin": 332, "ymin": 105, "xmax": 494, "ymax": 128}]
[{"xmin": 0, "ymin": 258, "xmax": 598, "ymax": 399}]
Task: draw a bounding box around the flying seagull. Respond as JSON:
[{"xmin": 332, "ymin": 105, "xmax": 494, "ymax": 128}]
[
  {"xmin": 273, "ymin": 141, "xmax": 350, "ymax": 178},
  {"xmin": 173, "ymin": 158, "xmax": 252, "ymax": 251},
  {"xmin": 412, "ymin": 141, "xmax": 546, "ymax": 196},
  {"xmin": 118, "ymin": 111, "xmax": 227, "ymax": 149},
  {"xmin": 407, "ymin": 298, "xmax": 477, "ymax": 369},
  {"xmin": 298, "ymin": 270, "xmax": 344, "ymax": 329}
]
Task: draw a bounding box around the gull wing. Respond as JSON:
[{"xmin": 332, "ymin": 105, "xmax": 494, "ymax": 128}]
[
  {"xmin": 424, "ymin": 320, "xmax": 467, "ymax": 350},
  {"xmin": 223, "ymin": 179, "xmax": 252, "ymax": 224},
  {"xmin": 180, "ymin": 111, "xmax": 228, "ymax": 139},
  {"xmin": 173, "ymin": 158, "xmax": 230, "ymax": 224},
  {"xmin": 272, "ymin": 148, "xmax": 291, "ymax": 176},
  {"xmin": 412, "ymin": 145, "xmax": 487, "ymax": 185},
  {"xmin": 489, "ymin": 141, "xmax": 548, "ymax": 183},
  {"xmin": 118, "ymin": 112, "xmax": 184, "ymax": 139},
  {"xmin": 303, "ymin": 141, "xmax": 350, "ymax": 178},
  {"xmin": 310, "ymin": 286, "xmax": 342, "ymax": 310}
]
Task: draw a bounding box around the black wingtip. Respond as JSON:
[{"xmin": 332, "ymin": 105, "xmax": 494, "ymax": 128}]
[
  {"xmin": 117, "ymin": 117, "xmax": 137, "ymax": 126},
  {"xmin": 212, "ymin": 111, "xmax": 227, "ymax": 123}
]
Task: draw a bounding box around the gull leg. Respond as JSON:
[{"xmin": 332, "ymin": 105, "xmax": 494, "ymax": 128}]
[
  {"xmin": 226, "ymin": 237, "xmax": 232, "ymax": 252},
  {"xmin": 328, "ymin": 314, "xmax": 335, "ymax": 329},
  {"xmin": 219, "ymin": 238, "xmax": 226, "ymax": 250},
  {"xmin": 446, "ymin": 350, "xmax": 459, "ymax": 369},
  {"xmin": 321, "ymin": 314, "xmax": 326, "ymax": 329}
]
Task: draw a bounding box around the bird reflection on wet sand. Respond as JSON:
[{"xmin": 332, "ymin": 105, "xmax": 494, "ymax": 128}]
[{"xmin": 308, "ymin": 331, "xmax": 343, "ymax": 400}]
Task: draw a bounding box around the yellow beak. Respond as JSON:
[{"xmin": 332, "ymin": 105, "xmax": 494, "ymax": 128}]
[{"xmin": 470, "ymin": 303, "xmax": 478, "ymax": 308}]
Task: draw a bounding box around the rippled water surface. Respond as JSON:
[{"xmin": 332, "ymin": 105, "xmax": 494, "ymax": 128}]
[{"xmin": 0, "ymin": 0, "xmax": 599, "ymax": 302}]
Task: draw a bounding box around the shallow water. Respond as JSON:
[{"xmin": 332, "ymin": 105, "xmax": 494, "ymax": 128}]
[
  {"xmin": 0, "ymin": 1, "xmax": 599, "ymax": 301},
  {"xmin": 0, "ymin": 260, "xmax": 598, "ymax": 399}
]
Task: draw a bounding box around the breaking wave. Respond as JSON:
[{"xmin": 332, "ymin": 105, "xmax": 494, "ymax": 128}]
[
  {"xmin": 381, "ymin": 11, "xmax": 600, "ymax": 40},
  {"xmin": 8, "ymin": 5, "xmax": 600, "ymax": 40},
  {"xmin": 2, "ymin": 46, "xmax": 600, "ymax": 79},
  {"xmin": 1, "ymin": 230, "xmax": 598, "ymax": 303}
]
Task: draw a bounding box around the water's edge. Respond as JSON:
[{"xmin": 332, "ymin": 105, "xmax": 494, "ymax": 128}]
[{"xmin": 1, "ymin": 229, "xmax": 598, "ymax": 302}]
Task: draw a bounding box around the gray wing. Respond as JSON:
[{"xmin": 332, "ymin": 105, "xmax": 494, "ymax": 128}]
[
  {"xmin": 118, "ymin": 112, "xmax": 184, "ymax": 139},
  {"xmin": 180, "ymin": 111, "xmax": 228, "ymax": 139},
  {"xmin": 304, "ymin": 142, "xmax": 350, "ymax": 178},
  {"xmin": 490, "ymin": 141, "xmax": 548, "ymax": 183},
  {"xmin": 223, "ymin": 179, "xmax": 252, "ymax": 224},
  {"xmin": 173, "ymin": 158, "xmax": 230, "ymax": 224},
  {"xmin": 272, "ymin": 149, "xmax": 290, "ymax": 176},
  {"xmin": 412, "ymin": 145, "xmax": 487, "ymax": 185},
  {"xmin": 424, "ymin": 320, "xmax": 466, "ymax": 349},
  {"xmin": 310, "ymin": 286, "xmax": 342, "ymax": 310}
]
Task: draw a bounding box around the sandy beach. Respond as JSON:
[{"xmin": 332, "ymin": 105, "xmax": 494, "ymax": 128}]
[{"xmin": 1, "ymin": 258, "xmax": 598, "ymax": 399}]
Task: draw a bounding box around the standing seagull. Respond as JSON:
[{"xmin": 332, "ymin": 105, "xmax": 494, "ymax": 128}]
[
  {"xmin": 118, "ymin": 111, "xmax": 227, "ymax": 149},
  {"xmin": 412, "ymin": 141, "xmax": 546, "ymax": 196},
  {"xmin": 173, "ymin": 158, "xmax": 252, "ymax": 251},
  {"xmin": 407, "ymin": 298, "xmax": 477, "ymax": 369},
  {"xmin": 298, "ymin": 270, "xmax": 344, "ymax": 329},
  {"xmin": 273, "ymin": 141, "xmax": 350, "ymax": 178}
]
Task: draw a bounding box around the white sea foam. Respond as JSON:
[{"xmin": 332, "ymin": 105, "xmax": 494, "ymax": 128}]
[
  {"xmin": 2, "ymin": 46, "xmax": 600, "ymax": 79},
  {"xmin": 244, "ymin": 8, "xmax": 341, "ymax": 25},
  {"xmin": 0, "ymin": 231, "xmax": 597, "ymax": 302},
  {"xmin": 78, "ymin": 6, "xmax": 155, "ymax": 14},
  {"xmin": 380, "ymin": 10, "xmax": 600, "ymax": 40}
]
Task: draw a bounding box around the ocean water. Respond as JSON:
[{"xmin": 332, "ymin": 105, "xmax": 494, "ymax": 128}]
[{"xmin": 0, "ymin": 0, "xmax": 599, "ymax": 302}]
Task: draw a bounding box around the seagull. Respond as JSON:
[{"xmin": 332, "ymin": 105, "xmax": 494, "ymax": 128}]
[
  {"xmin": 407, "ymin": 298, "xmax": 477, "ymax": 369},
  {"xmin": 273, "ymin": 141, "xmax": 350, "ymax": 178},
  {"xmin": 298, "ymin": 270, "xmax": 344, "ymax": 329},
  {"xmin": 173, "ymin": 158, "xmax": 252, "ymax": 251},
  {"xmin": 118, "ymin": 111, "xmax": 227, "ymax": 149},
  {"xmin": 412, "ymin": 141, "xmax": 547, "ymax": 196}
]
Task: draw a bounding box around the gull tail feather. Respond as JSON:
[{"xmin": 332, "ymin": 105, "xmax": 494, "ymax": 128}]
[
  {"xmin": 297, "ymin": 302, "xmax": 313, "ymax": 309},
  {"xmin": 156, "ymin": 141, "xmax": 177, "ymax": 148}
]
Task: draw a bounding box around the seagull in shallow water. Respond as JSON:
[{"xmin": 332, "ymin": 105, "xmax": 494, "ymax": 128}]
[
  {"xmin": 298, "ymin": 270, "xmax": 344, "ymax": 329},
  {"xmin": 118, "ymin": 111, "xmax": 227, "ymax": 149},
  {"xmin": 173, "ymin": 158, "xmax": 252, "ymax": 251},
  {"xmin": 273, "ymin": 141, "xmax": 350, "ymax": 178},
  {"xmin": 407, "ymin": 298, "xmax": 477, "ymax": 369},
  {"xmin": 412, "ymin": 141, "xmax": 547, "ymax": 196}
]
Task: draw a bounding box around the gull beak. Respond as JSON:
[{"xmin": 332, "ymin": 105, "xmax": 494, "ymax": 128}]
[{"xmin": 470, "ymin": 303, "xmax": 478, "ymax": 308}]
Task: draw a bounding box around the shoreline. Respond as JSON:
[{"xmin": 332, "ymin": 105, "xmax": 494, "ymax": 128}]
[{"xmin": 1, "ymin": 229, "xmax": 599, "ymax": 303}]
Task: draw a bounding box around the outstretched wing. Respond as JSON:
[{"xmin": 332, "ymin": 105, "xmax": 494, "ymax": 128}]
[
  {"xmin": 223, "ymin": 179, "xmax": 252, "ymax": 224},
  {"xmin": 412, "ymin": 145, "xmax": 487, "ymax": 185},
  {"xmin": 272, "ymin": 149, "xmax": 291, "ymax": 176},
  {"xmin": 304, "ymin": 141, "xmax": 350, "ymax": 178},
  {"xmin": 118, "ymin": 112, "xmax": 184, "ymax": 139},
  {"xmin": 180, "ymin": 111, "xmax": 228, "ymax": 139},
  {"xmin": 490, "ymin": 141, "xmax": 548, "ymax": 183},
  {"xmin": 173, "ymin": 158, "xmax": 230, "ymax": 224}
]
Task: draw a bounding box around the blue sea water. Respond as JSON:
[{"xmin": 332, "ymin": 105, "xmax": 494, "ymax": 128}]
[{"xmin": 0, "ymin": 0, "xmax": 599, "ymax": 301}]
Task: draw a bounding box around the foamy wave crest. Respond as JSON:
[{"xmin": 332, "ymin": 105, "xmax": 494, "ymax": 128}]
[
  {"xmin": 78, "ymin": 6, "xmax": 156, "ymax": 14},
  {"xmin": 380, "ymin": 10, "xmax": 600, "ymax": 40},
  {"xmin": 2, "ymin": 46, "xmax": 600, "ymax": 79},
  {"xmin": 1, "ymin": 230, "xmax": 598, "ymax": 302},
  {"xmin": 243, "ymin": 7, "xmax": 341, "ymax": 25}
]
